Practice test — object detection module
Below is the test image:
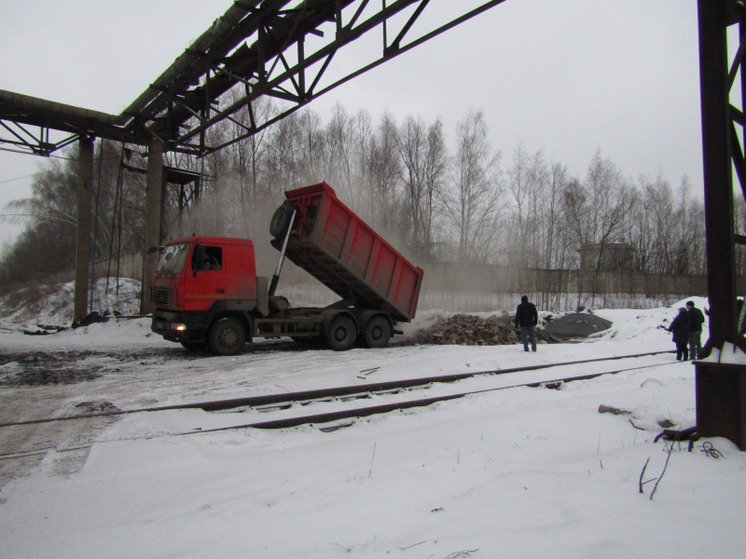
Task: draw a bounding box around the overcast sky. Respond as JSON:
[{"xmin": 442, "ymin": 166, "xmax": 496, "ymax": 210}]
[{"xmin": 0, "ymin": 0, "xmax": 702, "ymax": 247}]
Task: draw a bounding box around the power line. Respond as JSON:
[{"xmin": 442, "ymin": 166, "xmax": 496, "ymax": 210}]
[{"xmin": 0, "ymin": 174, "xmax": 34, "ymax": 185}]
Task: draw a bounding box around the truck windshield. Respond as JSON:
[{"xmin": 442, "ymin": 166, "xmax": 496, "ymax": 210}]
[{"xmin": 157, "ymin": 243, "xmax": 189, "ymax": 274}]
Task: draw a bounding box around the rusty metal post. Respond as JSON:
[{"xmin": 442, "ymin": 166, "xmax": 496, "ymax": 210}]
[
  {"xmin": 696, "ymin": 363, "xmax": 746, "ymax": 449},
  {"xmin": 696, "ymin": 0, "xmax": 746, "ymax": 450},
  {"xmin": 698, "ymin": 0, "xmax": 737, "ymax": 348},
  {"xmin": 140, "ymin": 139, "xmax": 164, "ymax": 315},
  {"xmin": 73, "ymin": 137, "xmax": 94, "ymax": 325}
]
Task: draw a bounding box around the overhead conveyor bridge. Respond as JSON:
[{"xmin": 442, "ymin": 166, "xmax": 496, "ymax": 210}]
[{"xmin": 1, "ymin": 0, "xmax": 507, "ymax": 157}]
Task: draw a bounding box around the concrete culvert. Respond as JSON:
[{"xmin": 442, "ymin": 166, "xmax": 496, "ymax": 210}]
[{"xmin": 543, "ymin": 312, "xmax": 612, "ymax": 340}]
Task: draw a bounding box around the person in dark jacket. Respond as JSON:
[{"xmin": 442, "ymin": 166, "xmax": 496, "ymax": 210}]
[
  {"xmin": 668, "ymin": 307, "xmax": 691, "ymax": 361},
  {"xmin": 685, "ymin": 301, "xmax": 705, "ymax": 360},
  {"xmin": 515, "ymin": 295, "xmax": 538, "ymax": 352}
]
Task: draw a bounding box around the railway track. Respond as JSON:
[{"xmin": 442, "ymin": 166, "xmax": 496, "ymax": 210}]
[{"xmin": 0, "ymin": 350, "xmax": 680, "ymax": 461}]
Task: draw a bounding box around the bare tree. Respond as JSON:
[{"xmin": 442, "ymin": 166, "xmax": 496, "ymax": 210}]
[
  {"xmin": 0, "ymin": 141, "xmax": 146, "ymax": 291},
  {"xmin": 544, "ymin": 160, "xmax": 570, "ymax": 269},
  {"xmin": 325, "ymin": 103, "xmax": 357, "ymax": 205},
  {"xmin": 505, "ymin": 143, "xmax": 549, "ymax": 268},
  {"xmin": 567, "ymin": 150, "xmax": 637, "ymax": 267},
  {"xmin": 398, "ymin": 115, "xmax": 428, "ymax": 257},
  {"xmin": 423, "ymin": 118, "xmax": 449, "ymax": 260},
  {"xmin": 351, "ymin": 109, "xmax": 373, "ymax": 218},
  {"xmin": 560, "ymin": 177, "xmax": 586, "ymax": 269},
  {"xmin": 296, "ymin": 109, "xmax": 327, "ymax": 184},
  {"xmin": 444, "ymin": 109, "xmax": 504, "ymax": 263},
  {"xmin": 364, "ymin": 112, "xmax": 401, "ymax": 233}
]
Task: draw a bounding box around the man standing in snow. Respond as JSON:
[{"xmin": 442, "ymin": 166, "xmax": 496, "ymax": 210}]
[
  {"xmin": 668, "ymin": 307, "xmax": 691, "ymax": 361},
  {"xmin": 685, "ymin": 301, "xmax": 705, "ymax": 360},
  {"xmin": 515, "ymin": 295, "xmax": 538, "ymax": 352}
]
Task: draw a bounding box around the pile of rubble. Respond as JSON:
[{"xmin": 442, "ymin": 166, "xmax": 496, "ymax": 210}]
[{"xmin": 412, "ymin": 312, "xmax": 525, "ymax": 346}]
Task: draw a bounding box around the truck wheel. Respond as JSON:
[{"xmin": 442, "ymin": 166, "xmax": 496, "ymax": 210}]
[
  {"xmin": 326, "ymin": 315, "xmax": 357, "ymax": 351},
  {"xmin": 209, "ymin": 317, "xmax": 246, "ymax": 355},
  {"xmin": 270, "ymin": 203, "xmax": 294, "ymax": 238},
  {"xmin": 364, "ymin": 315, "xmax": 391, "ymax": 348}
]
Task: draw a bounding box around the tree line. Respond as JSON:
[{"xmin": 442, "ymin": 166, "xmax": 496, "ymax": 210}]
[{"xmin": 1, "ymin": 99, "xmax": 738, "ymax": 294}]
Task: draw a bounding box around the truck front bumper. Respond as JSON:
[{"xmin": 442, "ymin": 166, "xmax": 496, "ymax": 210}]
[{"xmin": 152, "ymin": 309, "xmax": 208, "ymax": 343}]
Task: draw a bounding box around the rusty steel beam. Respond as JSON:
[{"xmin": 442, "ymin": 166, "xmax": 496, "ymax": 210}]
[
  {"xmin": 698, "ymin": 0, "xmax": 738, "ymax": 350},
  {"xmin": 696, "ymin": 363, "xmax": 746, "ymax": 450},
  {"xmin": 0, "ymin": 89, "xmax": 140, "ymax": 154},
  {"xmin": 130, "ymin": 0, "xmax": 508, "ymax": 155},
  {"xmin": 695, "ymin": 0, "xmax": 746, "ymax": 451},
  {"xmin": 194, "ymin": 0, "xmax": 509, "ymax": 156},
  {"xmin": 1, "ymin": 1, "xmax": 507, "ymax": 157},
  {"xmin": 136, "ymin": 0, "xmax": 418, "ymax": 147}
]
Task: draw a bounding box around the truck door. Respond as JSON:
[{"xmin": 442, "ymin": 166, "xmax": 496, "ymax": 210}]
[{"xmin": 184, "ymin": 244, "xmax": 227, "ymax": 311}]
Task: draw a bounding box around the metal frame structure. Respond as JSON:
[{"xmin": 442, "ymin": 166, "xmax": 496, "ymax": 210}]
[
  {"xmin": 698, "ymin": 0, "xmax": 746, "ymax": 352},
  {"xmin": 1, "ymin": 0, "xmax": 506, "ymax": 158},
  {"xmin": 693, "ymin": 0, "xmax": 746, "ymax": 450},
  {"xmin": 0, "ymin": 91, "xmax": 137, "ymax": 156},
  {"xmin": 0, "ymin": 0, "xmax": 509, "ymax": 323}
]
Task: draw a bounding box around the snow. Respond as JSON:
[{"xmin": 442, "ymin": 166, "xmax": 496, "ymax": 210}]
[{"xmin": 2, "ymin": 292, "xmax": 746, "ymax": 558}]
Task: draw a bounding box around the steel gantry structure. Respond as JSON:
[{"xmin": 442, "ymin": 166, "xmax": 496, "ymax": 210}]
[
  {"xmin": 1, "ymin": 0, "xmax": 506, "ymax": 159},
  {"xmin": 1, "ymin": 0, "xmax": 506, "ymax": 325}
]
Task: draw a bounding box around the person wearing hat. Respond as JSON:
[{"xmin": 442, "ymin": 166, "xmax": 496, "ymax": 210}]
[{"xmin": 515, "ymin": 295, "xmax": 538, "ymax": 352}]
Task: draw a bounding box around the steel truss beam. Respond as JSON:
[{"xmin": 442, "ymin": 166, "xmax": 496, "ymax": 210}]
[
  {"xmin": 0, "ymin": 89, "xmax": 143, "ymax": 156},
  {"xmin": 175, "ymin": 0, "xmax": 508, "ymax": 156},
  {"xmin": 124, "ymin": 0, "xmax": 507, "ymax": 156},
  {"xmin": 0, "ymin": 120, "xmax": 77, "ymax": 157},
  {"xmin": 0, "ymin": 1, "xmax": 506, "ymax": 158},
  {"xmin": 125, "ymin": 0, "xmax": 504, "ymax": 155}
]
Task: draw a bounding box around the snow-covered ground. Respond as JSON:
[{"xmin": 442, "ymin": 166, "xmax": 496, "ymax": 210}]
[{"xmin": 2, "ymin": 291, "xmax": 746, "ymax": 559}]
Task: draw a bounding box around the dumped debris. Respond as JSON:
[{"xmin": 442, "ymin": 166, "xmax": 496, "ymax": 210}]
[{"xmin": 411, "ymin": 312, "xmax": 523, "ymax": 346}]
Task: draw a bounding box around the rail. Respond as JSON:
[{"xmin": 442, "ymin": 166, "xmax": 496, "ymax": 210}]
[{"xmin": 0, "ymin": 350, "xmax": 679, "ymax": 461}]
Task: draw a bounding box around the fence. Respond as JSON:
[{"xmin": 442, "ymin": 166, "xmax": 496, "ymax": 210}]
[
  {"xmin": 417, "ymin": 261, "xmax": 713, "ymax": 296},
  {"xmin": 27, "ymin": 249, "xmax": 744, "ymax": 311}
]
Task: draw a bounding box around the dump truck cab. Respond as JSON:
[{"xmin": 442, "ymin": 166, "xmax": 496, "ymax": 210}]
[{"xmin": 151, "ymin": 237, "xmax": 258, "ymax": 348}]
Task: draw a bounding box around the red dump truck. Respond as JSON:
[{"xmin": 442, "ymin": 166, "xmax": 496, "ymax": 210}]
[{"xmin": 151, "ymin": 182, "xmax": 424, "ymax": 355}]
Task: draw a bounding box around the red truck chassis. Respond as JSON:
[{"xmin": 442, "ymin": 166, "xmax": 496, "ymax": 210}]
[{"xmin": 151, "ymin": 182, "xmax": 423, "ymax": 355}]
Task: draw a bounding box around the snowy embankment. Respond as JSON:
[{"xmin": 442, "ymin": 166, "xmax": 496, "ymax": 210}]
[{"xmin": 2, "ymin": 289, "xmax": 745, "ymax": 558}]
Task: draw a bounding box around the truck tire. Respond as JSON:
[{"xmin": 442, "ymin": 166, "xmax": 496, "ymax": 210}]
[
  {"xmin": 364, "ymin": 315, "xmax": 391, "ymax": 348},
  {"xmin": 326, "ymin": 315, "xmax": 357, "ymax": 351},
  {"xmin": 209, "ymin": 317, "xmax": 246, "ymax": 355},
  {"xmin": 270, "ymin": 203, "xmax": 294, "ymax": 238}
]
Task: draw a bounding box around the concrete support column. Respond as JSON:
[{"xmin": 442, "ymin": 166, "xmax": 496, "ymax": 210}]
[
  {"xmin": 73, "ymin": 137, "xmax": 95, "ymax": 326},
  {"xmin": 140, "ymin": 139, "xmax": 164, "ymax": 315}
]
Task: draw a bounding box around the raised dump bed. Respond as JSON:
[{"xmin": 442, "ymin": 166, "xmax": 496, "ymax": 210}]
[{"xmin": 270, "ymin": 182, "xmax": 423, "ymax": 323}]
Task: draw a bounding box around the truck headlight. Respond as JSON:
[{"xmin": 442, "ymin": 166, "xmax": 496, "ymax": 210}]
[{"xmin": 171, "ymin": 323, "xmax": 187, "ymax": 332}]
